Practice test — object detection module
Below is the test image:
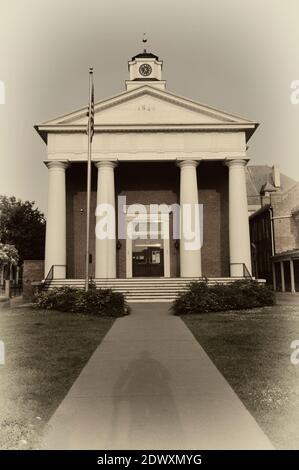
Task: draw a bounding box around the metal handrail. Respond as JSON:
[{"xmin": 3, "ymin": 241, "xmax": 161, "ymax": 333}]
[
  {"xmin": 43, "ymin": 265, "xmax": 66, "ymax": 283},
  {"xmin": 230, "ymin": 263, "xmax": 252, "ymax": 279},
  {"xmin": 243, "ymin": 264, "xmax": 252, "ymax": 279},
  {"xmin": 44, "ymin": 266, "xmax": 54, "ymax": 283}
]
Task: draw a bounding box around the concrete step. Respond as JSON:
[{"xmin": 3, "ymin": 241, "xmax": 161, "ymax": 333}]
[
  {"xmin": 47, "ymin": 285, "xmax": 188, "ymax": 290},
  {"xmin": 44, "ymin": 277, "xmax": 252, "ymax": 302}
]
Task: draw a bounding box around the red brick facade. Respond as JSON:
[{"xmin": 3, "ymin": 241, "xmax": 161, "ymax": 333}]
[
  {"xmin": 198, "ymin": 162, "xmax": 229, "ymax": 277},
  {"xmin": 266, "ymin": 183, "xmax": 299, "ymax": 254},
  {"xmin": 65, "ymin": 161, "xmax": 229, "ymax": 278},
  {"xmin": 22, "ymin": 260, "xmax": 45, "ymax": 300},
  {"xmin": 250, "ymin": 178, "xmax": 299, "ymax": 288}
]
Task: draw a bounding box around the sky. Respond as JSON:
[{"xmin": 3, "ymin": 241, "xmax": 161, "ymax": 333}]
[{"xmin": 0, "ymin": 0, "xmax": 298, "ymax": 214}]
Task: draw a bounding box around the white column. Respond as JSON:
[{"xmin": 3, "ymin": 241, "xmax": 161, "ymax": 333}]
[
  {"xmin": 44, "ymin": 161, "xmax": 68, "ymax": 279},
  {"xmin": 178, "ymin": 160, "xmax": 202, "ymax": 277},
  {"xmin": 290, "ymin": 259, "xmax": 296, "ymax": 293},
  {"xmin": 95, "ymin": 161, "xmax": 117, "ymax": 278},
  {"xmin": 226, "ymin": 159, "xmax": 252, "ymax": 277},
  {"xmin": 280, "ymin": 261, "xmax": 285, "ymax": 292}
]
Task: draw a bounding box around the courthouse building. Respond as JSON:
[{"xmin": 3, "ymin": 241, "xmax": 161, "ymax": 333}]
[{"xmin": 35, "ymin": 50, "xmax": 259, "ymax": 296}]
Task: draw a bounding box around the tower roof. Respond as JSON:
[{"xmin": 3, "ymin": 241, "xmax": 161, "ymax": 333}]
[{"xmin": 132, "ymin": 52, "xmax": 159, "ymax": 60}]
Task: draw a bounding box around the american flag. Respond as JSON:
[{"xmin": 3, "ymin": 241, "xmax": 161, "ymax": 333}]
[
  {"xmin": 88, "ymin": 67, "xmax": 94, "ymax": 141},
  {"xmin": 85, "ymin": 67, "xmax": 94, "ymax": 291}
]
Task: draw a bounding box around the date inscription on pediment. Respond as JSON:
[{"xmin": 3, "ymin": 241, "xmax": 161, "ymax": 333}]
[{"xmin": 137, "ymin": 104, "xmax": 156, "ymax": 112}]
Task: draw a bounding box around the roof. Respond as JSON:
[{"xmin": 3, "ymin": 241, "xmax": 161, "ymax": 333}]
[
  {"xmin": 35, "ymin": 85, "xmax": 258, "ymax": 143},
  {"xmin": 132, "ymin": 52, "xmax": 159, "ymax": 60},
  {"xmin": 249, "ymin": 203, "xmax": 271, "ymax": 220},
  {"xmin": 272, "ymin": 249, "xmax": 299, "ymax": 260},
  {"xmin": 246, "ymin": 165, "xmax": 297, "ymax": 198},
  {"xmin": 260, "ymin": 181, "xmax": 276, "ymax": 194},
  {"xmin": 132, "ymin": 77, "xmax": 159, "ymax": 81}
]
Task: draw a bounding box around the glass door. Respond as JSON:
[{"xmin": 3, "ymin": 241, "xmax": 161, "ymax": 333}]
[{"xmin": 132, "ymin": 221, "xmax": 165, "ymax": 277}]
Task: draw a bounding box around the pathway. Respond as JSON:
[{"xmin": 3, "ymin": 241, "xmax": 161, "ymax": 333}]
[{"xmin": 42, "ymin": 303, "xmax": 273, "ymax": 449}]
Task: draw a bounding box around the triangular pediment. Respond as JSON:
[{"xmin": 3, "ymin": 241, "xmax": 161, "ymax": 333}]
[{"xmin": 38, "ymin": 85, "xmax": 256, "ymax": 128}]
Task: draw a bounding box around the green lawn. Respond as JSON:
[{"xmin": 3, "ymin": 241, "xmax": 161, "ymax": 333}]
[
  {"xmin": 0, "ymin": 307, "xmax": 114, "ymax": 449},
  {"xmin": 183, "ymin": 305, "xmax": 299, "ymax": 450}
]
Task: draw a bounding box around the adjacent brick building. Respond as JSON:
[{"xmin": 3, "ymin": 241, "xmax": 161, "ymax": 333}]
[{"xmin": 248, "ymin": 165, "xmax": 299, "ymax": 292}]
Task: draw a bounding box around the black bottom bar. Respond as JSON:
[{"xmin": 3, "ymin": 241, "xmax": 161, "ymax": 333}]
[{"xmin": 0, "ymin": 450, "xmax": 295, "ymax": 467}]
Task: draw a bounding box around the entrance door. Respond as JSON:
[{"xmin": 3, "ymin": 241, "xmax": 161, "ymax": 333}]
[
  {"xmin": 126, "ymin": 212, "xmax": 170, "ymax": 278},
  {"xmin": 132, "ymin": 241, "xmax": 164, "ymax": 277}
]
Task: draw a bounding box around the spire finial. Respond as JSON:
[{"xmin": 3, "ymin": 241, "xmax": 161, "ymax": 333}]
[{"xmin": 142, "ymin": 32, "xmax": 148, "ymax": 53}]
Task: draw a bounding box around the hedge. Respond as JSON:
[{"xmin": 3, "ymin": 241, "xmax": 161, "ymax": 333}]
[
  {"xmin": 33, "ymin": 285, "xmax": 130, "ymax": 317},
  {"xmin": 172, "ymin": 280, "xmax": 275, "ymax": 315}
]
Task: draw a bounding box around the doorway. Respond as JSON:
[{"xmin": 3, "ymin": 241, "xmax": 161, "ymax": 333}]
[
  {"xmin": 126, "ymin": 212, "xmax": 170, "ymax": 278},
  {"xmin": 132, "ymin": 240, "xmax": 164, "ymax": 277}
]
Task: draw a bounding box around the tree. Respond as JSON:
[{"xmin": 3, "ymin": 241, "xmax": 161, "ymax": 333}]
[
  {"xmin": 0, "ymin": 243, "xmax": 19, "ymax": 281},
  {"xmin": 0, "ymin": 243, "xmax": 19, "ymax": 268},
  {"xmin": 0, "ymin": 196, "xmax": 46, "ymax": 263}
]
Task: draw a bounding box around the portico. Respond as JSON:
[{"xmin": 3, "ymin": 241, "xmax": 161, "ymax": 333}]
[{"xmin": 36, "ymin": 50, "xmax": 258, "ymax": 283}]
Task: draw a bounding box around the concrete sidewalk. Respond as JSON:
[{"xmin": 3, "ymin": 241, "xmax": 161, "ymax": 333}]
[{"xmin": 42, "ymin": 303, "xmax": 273, "ymax": 450}]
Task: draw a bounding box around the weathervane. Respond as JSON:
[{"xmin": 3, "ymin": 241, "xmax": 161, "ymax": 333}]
[{"xmin": 142, "ymin": 33, "xmax": 148, "ymax": 53}]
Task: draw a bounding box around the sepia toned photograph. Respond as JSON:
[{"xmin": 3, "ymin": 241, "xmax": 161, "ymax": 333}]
[{"xmin": 0, "ymin": 0, "xmax": 299, "ymax": 465}]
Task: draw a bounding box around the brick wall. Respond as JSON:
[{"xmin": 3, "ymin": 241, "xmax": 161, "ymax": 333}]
[
  {"xmin": 66, "ymin": 164, "xmax": 97, "ymax": 278},
  {"xmin": 270, "ymin": 182, "xmax": 299, "ymax": 253},
  {"xmin": 66, "ymin": 161, "xmax": 229, "ymax": 278},
  {"xmin": 22, "ymin": 260, "xmax": 44, "ymax": 300},
  {"xmin": 198, "ymin": 162, "xmax": 229, "ymax": 277}
]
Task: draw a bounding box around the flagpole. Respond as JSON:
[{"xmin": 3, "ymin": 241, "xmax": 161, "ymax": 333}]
[{"xmin": 85, "ymin": 67, "xmax": 93, "ymax": 292}]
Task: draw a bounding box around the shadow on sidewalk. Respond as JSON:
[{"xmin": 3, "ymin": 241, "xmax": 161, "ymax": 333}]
[{"xmin": 108, "ymin": 350, "xmax": 184, "ymax": 447}]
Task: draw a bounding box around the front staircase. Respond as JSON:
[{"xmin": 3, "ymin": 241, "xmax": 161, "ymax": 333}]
[{"xmin": 44, "ymin": 277, "xmax": 247, "ymax": 302}]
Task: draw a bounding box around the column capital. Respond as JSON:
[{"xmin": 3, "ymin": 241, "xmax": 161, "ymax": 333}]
[
  {"xmin": 94, "ymin": 160, "xmax": 117, "ymax": 170},
  {"xmin": 225, "ymin": 158, "xmax": 248, "ymax": 168},
  {"xmin": 176, "ymin": 159, "xmax": 200, "ymax": 169},
  {"xmin": 44, "ymin": 160, "xmax": 69, "ymax": 170}
]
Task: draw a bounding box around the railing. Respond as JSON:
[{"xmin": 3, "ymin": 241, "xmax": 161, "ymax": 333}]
[
  {"xmin": 230, "ymin": 263, "xmax": 252, "ymax": 279},
  {"xmin": 44, "ymin": 266, "xmax": 54, "ymax": 283},
  {"xmin": 43, "ymin": 265, "xmax": 67, "ymax": 284}
]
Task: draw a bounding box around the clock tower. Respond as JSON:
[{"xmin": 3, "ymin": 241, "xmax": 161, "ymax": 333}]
[{"xmin": 126, "ymin": 51, "xmax": 166, "ymax": 91}]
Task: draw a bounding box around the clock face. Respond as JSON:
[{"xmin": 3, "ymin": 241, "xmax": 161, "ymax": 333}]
[{"xmin": 139, "ymin": 63, "xmax": 152, "ymax": 77}]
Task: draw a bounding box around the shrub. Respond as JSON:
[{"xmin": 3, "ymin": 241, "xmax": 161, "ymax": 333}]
[
  {"xmin": 172, "ymin": 280, "xmax": 275, "ymax": 315},
  {"xmin": 34, "ymin": 286, "xmax": 130, "ymax": 317}
]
